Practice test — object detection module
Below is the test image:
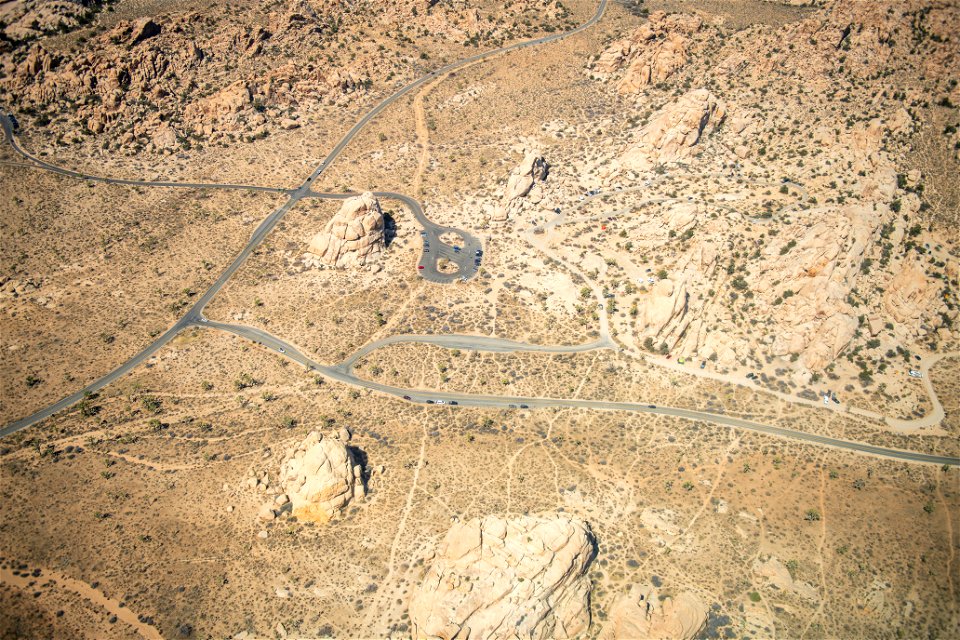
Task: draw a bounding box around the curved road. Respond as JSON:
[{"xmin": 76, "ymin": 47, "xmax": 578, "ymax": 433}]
[
  {"xmin": 305, "ymin": 190, "xmax": 482, "ymax": 283},
  {"xmin": 0, "ymin": 0, "xmax": 610, "ymax": 436},
  {"xmin": 199, "ymin": 320, "xmax": 960, "ymax": 467},
  {"xmin": 2, "ymin": 0, "xmax": 957, "ymax": 467},
  {"xmin": 0, "ymin": 115, "xmax": 289, "ymax": 193}
]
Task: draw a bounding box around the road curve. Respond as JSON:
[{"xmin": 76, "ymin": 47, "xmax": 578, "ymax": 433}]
[
  {"xmin": 1, "ymin": 0, "xmax": 610, "ymax": 435},
  {"xmin": 0, "ymin": 114, "xmax": 290, "ymax": 193},
  {"xmin": 306, "ymin": 190, "xmax": 483, "ymax": 283},
  {"xmin": 337, "ymin": 333, "xmax": 612, "ymax": 371},
  {"xmin": 199, "ymin": 320, "xmax": 960, "ymax": 467}
]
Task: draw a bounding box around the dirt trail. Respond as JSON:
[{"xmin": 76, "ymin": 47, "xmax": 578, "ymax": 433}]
[
  {"xmin": 365, "ymin": 424, "xmax": 428, "ymax": 628},
  {"xmin": 0, "ymin": 562, "xmax": 162, "ymax": 639}
]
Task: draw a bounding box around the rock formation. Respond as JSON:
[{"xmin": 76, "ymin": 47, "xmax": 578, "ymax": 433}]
[
  {"xmin": 620, "ymin": 89, "xmax": 725, "ymax": 171},
  {"xmin": 593, "ymin": 12, "xmax": 702, "ymax": 94},
  {"xmin": 600, "ymin": 583, "xmax": 707, "ymax": 640},
  {"xmin": 409, "ymin": 514, "xmax": 596, "ymax": 639},
  {"xmin": 884, "ymin": 258, "xmax": 940, "ymax": 328},
  {"xmin": 306, "ymin": 192, "xmax": 385, "ymax": 268},
  {"xmin": 278, "ymin": 430, "xmax": 365, "ymax": 523},
  {"xmin": 494, "ymin": 151, "xmax": 549, "ymax": 221}
]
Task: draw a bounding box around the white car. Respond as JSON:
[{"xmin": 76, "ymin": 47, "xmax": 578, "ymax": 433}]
[
  {"xmin": 823, "ymin": 395, "xmax": 830, "ymax": 405},
  {"xmin": 435, "ymin": 400, "xmax": 446, "ymax": 405},
  {"xmin": 908, "ymin": 370, "xmax": 923, "ymax": 378}
]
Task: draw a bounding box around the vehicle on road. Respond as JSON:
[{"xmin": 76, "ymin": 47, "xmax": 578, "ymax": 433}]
[
  {"xmin": 453, "ymin": 246, "xmax": 461, "ymax": 253},
  {"xmin": 420, "ymin": 231, "xmax": 427, "ymax": 237},
  {"xmin": 519, "ymin": 404, "xmax": 529, "ymax": 409},
  {"xmin": 199, "ymin": 317, "xmax": 208, "ymax": 323},
  {"xmin": 436, "ymin": 400, "xmax": 446, "ymax": 405},
  {"xmin": 508, "ymin": 404, "xmax": 517, "ymax": 408},
  {"xmin": 426, "ymin": 400, "xmax": 435, "ymax": 404},
  {"xmin": 403, "ymin": 395, "xmax": 411, "ymax": 400},
  {"xmin": 278, "ymin": 347, "xmax": 285, "ymax": 353},
  {"xmin": 418, "ymin": 265, "xmax": 425, "ymax": 270},
  {"xmin": 648, "ymin": 405, "xmax": 656, "ymax": 409},
  {"xmin": 449, "ymin": 401, "xmax": 458, "ymax": 405}
]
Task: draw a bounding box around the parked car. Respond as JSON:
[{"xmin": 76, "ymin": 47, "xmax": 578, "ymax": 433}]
[
  {"xmin": 700, "ymin": 361, "xmax": 706, "ymax": 369},
  {"xmin": 449, "ymin": 401, "xmax": 458, "ymax": 405},
  {"xmin": 426, "ymin": 399, "xmax": 435, "ymax": 404},
  {"xmin": 677, "ymin": 357, "xmax": 685, "ymax": 364},
  {"xmin": 908, "ymin": 370, "xmax": 923, "ymax": 378},
  {"xmin": 519, "ymin": 404, "xmax": 529, "ymax": 409},
  {"xmin": 436, "ymin": 400, "xmax": 446, "ymax": 405},
  {"xmin": 418, "ymin": 265, "xmax": 425, "ymax": 270},
  {"xmin": 402, "ymin": 395, "xmax": 411, "ymax": 400}
]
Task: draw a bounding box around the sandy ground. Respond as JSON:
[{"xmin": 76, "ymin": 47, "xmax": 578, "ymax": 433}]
[{"xmin": 0, "ymin": 329, "xmax": 956, "ymax": 638}]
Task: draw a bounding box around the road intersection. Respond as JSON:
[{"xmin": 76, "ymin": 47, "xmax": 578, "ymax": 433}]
[{"xmin": 2, "ymin": 0, "xmax": 958, "ymax": 467}]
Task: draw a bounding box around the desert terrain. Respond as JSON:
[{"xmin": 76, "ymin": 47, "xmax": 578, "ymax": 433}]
[{"xmin": 1, "ymin": 0, "xmax": 958, "ymax": 638}]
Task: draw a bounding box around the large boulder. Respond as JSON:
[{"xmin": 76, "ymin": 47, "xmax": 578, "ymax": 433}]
[
  {"xmin": 884, "ymin": 258, "xmax": 939, "ymax": 327},
  {"xmin": 494, "ymin": 151, "xmax": 549, "ymax": 221},
  {"xmin": 278, "ymin": 430, "xmax": 364, "ymax": 523},
  {"xmin": 307, "ymin": 192, "xmax": 385, "ymax": 267},
  {"xmin": 409, "ymin": 514, "xmax": 596, "ymax": 639},
  {"xmin": 600, "ymin": 583, "xmax": 707, "ymax": 640},
  {"xmin": 620, "ymin": 89, "xmax": 725, "ymax": 171}
]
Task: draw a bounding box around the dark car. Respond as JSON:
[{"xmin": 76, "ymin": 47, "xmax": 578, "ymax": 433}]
[
  {"xmin": 700, "ymin": 361, "xmax": 706, "ymax": 369},
  {"xmin": 402, "ymin": 395, "xmax": 411, "ymax": 400},
  {"xmin": 426, "ymin": 399, "xmax": 435, "ymax": 404},
  {"xmin": 508, "ymin": 404, "xmax": 517, "ymax": 408},
  {"xmin": 519, "ymin": 404, "xmax": 529, "ymax": 409},
  {"xmin": 648, "ymin": 405, "xmax": 656, "ymax": 409},
  {"xmin": 449, "ymin": 400, "xmax": 458, "ymax": 405}
]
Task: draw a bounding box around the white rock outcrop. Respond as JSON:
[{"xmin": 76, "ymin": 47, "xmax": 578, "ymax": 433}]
[
  {"xmin": 278, "ymin": 430, "xmax": 365, "ymax": 523},
  {"xmin": 494, "ymin": 151, "xmax": 549, "ymax": 221},
  {"xmin": 307, "ymin": 192, "xmax": 385, "ymax": 267},
  {"xmin": 620, "ymin": 89, "xmax": 725, "ymax": 171},
  {"xmin": 409, "ymin": 514, "xmax": 596, "ymax": 639},
  {"xmin": 600, "ymin": 583, "xmax": 707, "ymax": 640},
  {"xmin": 594, "ymin": 12, "xmax": 702, "ymax": 94}
]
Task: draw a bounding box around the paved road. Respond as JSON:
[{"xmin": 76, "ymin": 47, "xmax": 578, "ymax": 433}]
[
  {"xmin": 0, "ymin": 115, "xmax": 290, "ymax": 193},
  {"xmin": 305, "ymin": 190, "xmax": 482, "ymax": 283},
  {"xmin": 4, "ymin": 0, "xmax": 957, "ymax": 467},
  {"xmin": 198, "ymin": 321, "xmax": 960, "ymax": 467},
  {"xmin": 337, "ymin": 333, "xmax": 612, "ymax": 372},
  {"xmin": 0, "ymin": 0, "xmax": 609, "ymax": 436}
]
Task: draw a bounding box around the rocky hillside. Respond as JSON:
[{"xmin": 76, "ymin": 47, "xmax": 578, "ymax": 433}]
[
  {"xmin": 583, "ymin": 0, "xmax": 959, "ymax": 380},
  {"xmin": 0, "ymin": 0, "xmax": 578, "ymax": 154}
]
